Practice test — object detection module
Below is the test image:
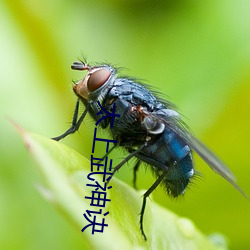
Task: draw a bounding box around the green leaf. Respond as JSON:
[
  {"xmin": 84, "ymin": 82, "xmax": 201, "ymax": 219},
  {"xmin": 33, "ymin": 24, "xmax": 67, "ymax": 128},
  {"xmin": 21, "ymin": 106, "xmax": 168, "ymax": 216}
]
[{"xmin": 18, "ymin": 126, "xmax": 227, "ymax": 250}]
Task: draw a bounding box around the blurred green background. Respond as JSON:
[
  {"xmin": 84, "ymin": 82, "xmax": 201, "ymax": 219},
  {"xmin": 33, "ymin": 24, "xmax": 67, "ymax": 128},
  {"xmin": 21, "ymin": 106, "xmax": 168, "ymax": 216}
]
[{"xmin": 1, "ymin": 0, "xmax": 250, "ymax": 249}]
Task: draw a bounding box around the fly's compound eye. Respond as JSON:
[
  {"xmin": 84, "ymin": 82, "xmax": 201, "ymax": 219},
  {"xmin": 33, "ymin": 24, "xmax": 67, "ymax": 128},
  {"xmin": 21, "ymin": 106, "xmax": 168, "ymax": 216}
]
[{"xmin": 87, "ymin": 68, "xmax": 111, "ymax": 92}]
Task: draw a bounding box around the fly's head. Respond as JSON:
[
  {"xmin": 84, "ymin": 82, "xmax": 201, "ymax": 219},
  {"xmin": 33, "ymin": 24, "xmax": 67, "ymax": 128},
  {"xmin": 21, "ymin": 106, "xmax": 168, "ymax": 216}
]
[{"xmin": 72, "ymin": 61, "xmax": 116, "ymax": 101}]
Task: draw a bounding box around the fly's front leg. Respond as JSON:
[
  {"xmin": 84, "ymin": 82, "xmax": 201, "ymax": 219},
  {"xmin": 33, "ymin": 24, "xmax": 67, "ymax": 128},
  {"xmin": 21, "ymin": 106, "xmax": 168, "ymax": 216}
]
[
  {"xmin": 52, "ymin": 100, "xmax": 89, "ymax": 141},
  {"xmin": 140, "ymin": 172, "xmax": 167, "ymax": 240}
]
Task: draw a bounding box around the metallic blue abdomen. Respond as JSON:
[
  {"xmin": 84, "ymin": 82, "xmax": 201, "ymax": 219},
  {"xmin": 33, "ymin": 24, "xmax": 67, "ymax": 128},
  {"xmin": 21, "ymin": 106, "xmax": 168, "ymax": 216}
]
[{"xmin": 137, "ymin": 128, "xmax": 194, "ymax": 197}]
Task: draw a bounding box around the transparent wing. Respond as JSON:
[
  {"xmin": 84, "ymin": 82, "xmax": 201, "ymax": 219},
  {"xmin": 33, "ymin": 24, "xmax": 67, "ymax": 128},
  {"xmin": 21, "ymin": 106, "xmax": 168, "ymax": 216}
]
[
  {"xmin": 170, "ymin": 122, "xmax": 247, "ymax": 198},
  {"xmin": 148, "ymin": 111, "xmax": 247, "ymax": 198}
]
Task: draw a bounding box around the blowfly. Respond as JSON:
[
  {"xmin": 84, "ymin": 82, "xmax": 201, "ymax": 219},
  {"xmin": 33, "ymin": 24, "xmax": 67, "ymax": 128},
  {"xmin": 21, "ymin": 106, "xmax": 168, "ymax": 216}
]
[{"xmin": 52, "ymin": 60, "xmax": 246, "ymax": 240}]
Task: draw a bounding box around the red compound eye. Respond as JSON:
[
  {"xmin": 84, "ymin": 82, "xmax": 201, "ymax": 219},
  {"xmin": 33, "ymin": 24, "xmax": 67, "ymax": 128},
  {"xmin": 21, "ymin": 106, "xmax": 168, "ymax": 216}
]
[{"xmin": 87, "ymin": 68, "xmax": 111, "ymax": 92}]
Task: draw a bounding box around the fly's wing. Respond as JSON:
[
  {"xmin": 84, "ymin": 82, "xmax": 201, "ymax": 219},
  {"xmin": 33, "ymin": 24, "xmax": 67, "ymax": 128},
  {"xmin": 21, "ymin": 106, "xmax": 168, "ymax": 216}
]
[
  {"xmin": 182, "ymin": 131, "xmax": 248, "ymax": 198},
  {"xmin": 149, "ymin": 110, "xmax": 247, "ymax": 198}
]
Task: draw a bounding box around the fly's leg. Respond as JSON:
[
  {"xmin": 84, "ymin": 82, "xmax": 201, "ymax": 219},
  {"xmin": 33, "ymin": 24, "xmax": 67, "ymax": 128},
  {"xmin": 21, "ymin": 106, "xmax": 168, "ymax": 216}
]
[
  {"xmin": 140, "ymin": 172, "xmax": 167, "ymax": 240},
  {"xmin": 107, "ymin": 143, "xmax": 146, "ymax": 183},
  {"xmin": 52, "ymin": 100, "xmax": 89, "ymax": 141},
  {"xmin": 96, "ymin": 144, "xmax": 117, "ymax": 166},
  {"xmin": 98, "ymin": 144, "xmax": 117, "ymax": 160},
  {"xmin": 133, "ymin": 160, "xmax": 141, "ymax": 189}
]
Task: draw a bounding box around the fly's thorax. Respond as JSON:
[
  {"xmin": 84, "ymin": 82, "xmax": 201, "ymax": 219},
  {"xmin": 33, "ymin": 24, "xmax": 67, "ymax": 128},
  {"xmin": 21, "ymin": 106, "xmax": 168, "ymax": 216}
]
[{"xmin": 73, "ymin": 64, "xmax": 117, "ymax": 103}]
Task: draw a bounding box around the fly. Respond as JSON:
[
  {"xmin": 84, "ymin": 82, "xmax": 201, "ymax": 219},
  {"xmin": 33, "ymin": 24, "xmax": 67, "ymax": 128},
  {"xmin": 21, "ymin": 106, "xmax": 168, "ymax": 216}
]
[{"xmin": 52, "ymin": 60, "xmax": 247, "ymax": 240}]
